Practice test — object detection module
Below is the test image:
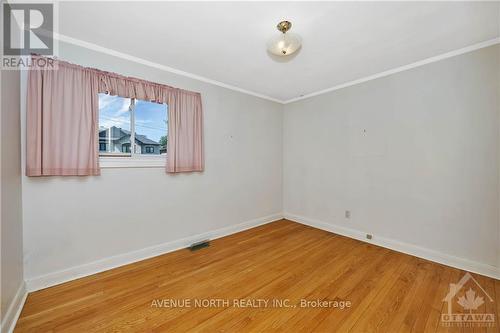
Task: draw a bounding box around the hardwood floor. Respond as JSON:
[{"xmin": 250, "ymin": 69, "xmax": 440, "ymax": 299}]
[{"xmin": 15, "ymin": 220, "xmax": 500, "ymax": 332}]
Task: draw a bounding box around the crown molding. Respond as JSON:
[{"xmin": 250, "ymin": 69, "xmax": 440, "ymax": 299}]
[
  {"xmin": 55, "ymin": 33, "xmax": 499, "ymax": 106},
  {"xmin": 284, "ymin": 37, "xmax": 500, "ymax": 104},
  {"xmin": 54, "ymin": 33, "xmax": 284, "ymax": 104}
]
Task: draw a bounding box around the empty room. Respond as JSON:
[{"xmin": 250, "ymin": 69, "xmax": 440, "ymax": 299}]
[{"xmin": 1, "ymin": 1, "xmax": 500, "ymax": 332}]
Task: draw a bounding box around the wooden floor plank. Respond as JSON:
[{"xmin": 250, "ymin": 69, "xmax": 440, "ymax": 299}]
[{"xmin": 14, "ymin": 220, "xmax": 499, "ymax": 332}]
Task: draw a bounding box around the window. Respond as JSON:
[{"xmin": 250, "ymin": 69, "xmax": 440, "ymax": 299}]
[
  {"xmin": 121, "ymin": 144, "xmax": 131, "ymax": 153},
  {"xmin": 98, "ymin": 93, "xmax": 168, "ymax": 167}
]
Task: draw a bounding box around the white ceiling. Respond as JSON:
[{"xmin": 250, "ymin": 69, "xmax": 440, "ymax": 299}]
[{"xmin": 59, "ymin": 1, "xmax": 500, "ymax": 103}]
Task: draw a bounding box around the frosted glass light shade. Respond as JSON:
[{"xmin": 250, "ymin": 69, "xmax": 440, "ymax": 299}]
[{"xmin": 267, "ymin": 32, "xmax": 302, "ymax": 56}]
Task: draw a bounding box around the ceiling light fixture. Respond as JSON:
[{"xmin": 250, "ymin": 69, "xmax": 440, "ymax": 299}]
[{"xmin": 267, "ymin": 20, "xmax": 302, "ymax": 56}]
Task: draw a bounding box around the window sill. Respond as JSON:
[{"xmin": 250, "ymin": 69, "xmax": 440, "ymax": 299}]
[{"xmin": 99, "ymin": 156, "xmax": 166, "ymax": 168}]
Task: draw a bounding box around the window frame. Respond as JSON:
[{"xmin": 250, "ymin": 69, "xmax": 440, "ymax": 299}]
[
  {"xmin": 121, "ymin": 144, "xmax": 131, "ymax": 153},
  {"xmin": 98, "ymin": 95, "xmax": 167, "ymax": 169}
]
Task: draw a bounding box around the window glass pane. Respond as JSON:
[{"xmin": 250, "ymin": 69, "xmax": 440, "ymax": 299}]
[
  {"xmin": 134, "ymin": 100, "xmax": 168, "ymax": 155},
  {"xmin": 98, "ymin": 93, "xmax": 131, "ymax": 154}
]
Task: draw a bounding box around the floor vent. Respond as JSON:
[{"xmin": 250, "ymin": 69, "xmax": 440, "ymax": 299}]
[{"xmin": 189, "ymin": 240, "xmax": 210, "ymax": 251}]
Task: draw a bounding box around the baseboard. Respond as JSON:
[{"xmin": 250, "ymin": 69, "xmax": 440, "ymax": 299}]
[
  {"xmin": 284, "ymin": 212, "xmax": 500, "ymax": 280},
  {"xmin": 24, "ymin": 211, "xmax": 498, "ymax": 292},
  {"xmin": 26, "ymin": 213, "xmax": 283, "ymax": 292},
  {"xmin": 1, "ymin": 281, "xmax": 28, "ymax": 333}
]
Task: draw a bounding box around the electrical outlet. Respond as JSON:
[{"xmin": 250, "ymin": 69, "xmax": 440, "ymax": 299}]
[
  {"xmin": 366, "ymin": 234, "xmax": 373, "ymax": 240},
  {"xmin": 345, "ymin": 210, "xmax": 351, "ymax": 219}
]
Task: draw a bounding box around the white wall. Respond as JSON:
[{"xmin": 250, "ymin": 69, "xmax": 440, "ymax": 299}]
[
  {"xmin": 1, "ymin": 69, "xmax": 25, "ymax": 327},
  {"xmin": 284, "ymin": 45, "xmax": 499, "ymax": 270},
  {"xmin": 21, "ymin": 42, "xmax": 283, "ymax": 283}
]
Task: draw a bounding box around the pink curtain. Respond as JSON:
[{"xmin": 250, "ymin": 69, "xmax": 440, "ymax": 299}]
[
  {"xmin": 26, "ymin": 60, "xmax": 100, "ymax": 176},
  {"xmin": 26, "ymin": 55, "xmax": 204, "ymax": 176},
  {"xmin": 166, "ymin": 89, "xmax": 204, "ymax": 173}
]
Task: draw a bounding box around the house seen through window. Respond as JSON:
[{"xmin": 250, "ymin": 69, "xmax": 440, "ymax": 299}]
[{"xmin": 98, "ymin": 93, "xmax": 168, "ymax": 157}]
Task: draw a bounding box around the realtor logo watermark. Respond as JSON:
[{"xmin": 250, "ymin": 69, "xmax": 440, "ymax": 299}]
[
  {"xmin": 441, "ymin": 272, "xmax": 495, "ymax": 328},
  {"xmin": 2, "ymin": 2, "xmax": 57, "ymax": 69},
  {"xmin": 150, "ymin": 298, "xmax": 353, "ymax": 310}
]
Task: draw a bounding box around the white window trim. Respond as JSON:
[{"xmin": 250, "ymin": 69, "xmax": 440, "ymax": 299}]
[
  {"xmin": 99, "ymin": 96, "xmax": 167, "ymax": 168},
  {"xmin": 100, "ymin": 155, "xmax": 166, "ymax": 168}
]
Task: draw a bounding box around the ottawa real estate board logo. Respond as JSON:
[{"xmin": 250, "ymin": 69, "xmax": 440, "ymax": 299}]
[
  {"xmin": 2, "ymin": 2, "xmax": 56, "ymax": 69},
  {"xmin": 441, "ymin": 272, "xmax": 495, "ymax": 328}
]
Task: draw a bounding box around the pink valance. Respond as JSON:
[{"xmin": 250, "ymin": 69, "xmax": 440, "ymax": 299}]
[
  {"xmin": 26, "ymin": 55, "xmax": 204, "ymax": 176},
  {"xmin": 97, "ymin": 67, "xmax": 201, "ymax": 104}
]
